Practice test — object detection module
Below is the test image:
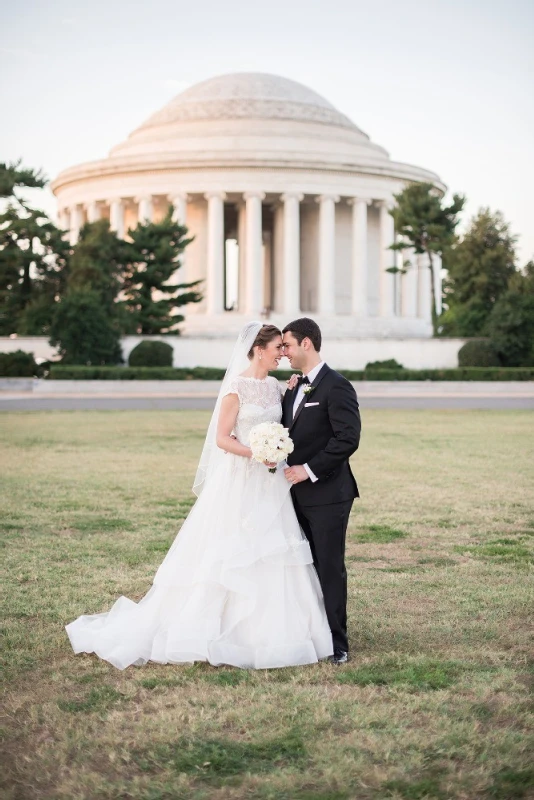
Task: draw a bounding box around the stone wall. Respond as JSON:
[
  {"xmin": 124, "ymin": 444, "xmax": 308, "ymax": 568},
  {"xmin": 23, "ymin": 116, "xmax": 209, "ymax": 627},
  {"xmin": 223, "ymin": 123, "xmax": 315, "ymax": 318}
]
[{"xmin": 1, "ymin": 336, "xmax": 465, "ymax": 370}]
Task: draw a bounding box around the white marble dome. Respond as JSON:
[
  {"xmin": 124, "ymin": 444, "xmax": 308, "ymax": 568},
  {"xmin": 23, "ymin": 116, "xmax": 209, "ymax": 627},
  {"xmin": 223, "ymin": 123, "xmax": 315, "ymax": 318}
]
[
  {"xmin": 138, "ymin": 72, "xmax": 359, "ymax": 129},
  {"xmin": 52, "ymin": 72, "xmax": 445, "ymax": 339}
]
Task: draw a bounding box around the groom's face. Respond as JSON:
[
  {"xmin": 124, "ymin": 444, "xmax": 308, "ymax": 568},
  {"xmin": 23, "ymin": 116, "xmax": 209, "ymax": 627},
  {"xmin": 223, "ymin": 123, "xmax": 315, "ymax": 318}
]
[{"xmin": 282, "ymin": 331, "xmax": 304, "ymax": 370}]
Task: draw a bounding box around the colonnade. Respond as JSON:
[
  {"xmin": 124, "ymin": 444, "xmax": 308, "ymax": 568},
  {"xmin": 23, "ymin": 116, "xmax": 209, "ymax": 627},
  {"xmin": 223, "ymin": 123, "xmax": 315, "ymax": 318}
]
[{"xmin": 59, "ymin": 192, "xmax": 439, "ymax": 322}]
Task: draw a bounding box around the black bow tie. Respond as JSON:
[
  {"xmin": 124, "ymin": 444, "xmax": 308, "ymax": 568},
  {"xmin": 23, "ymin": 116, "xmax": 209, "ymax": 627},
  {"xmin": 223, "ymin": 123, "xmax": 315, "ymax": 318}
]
[{"xmin": 297, "ymin": 375, "xmax": 310, "ymax": 385}]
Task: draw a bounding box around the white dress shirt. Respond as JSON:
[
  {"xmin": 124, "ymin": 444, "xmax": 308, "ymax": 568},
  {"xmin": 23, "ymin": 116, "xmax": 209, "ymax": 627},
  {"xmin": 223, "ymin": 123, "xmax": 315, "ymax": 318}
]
[{"xmin": 292, "ymin": 361, "xmax": 326, "ymax": 483}]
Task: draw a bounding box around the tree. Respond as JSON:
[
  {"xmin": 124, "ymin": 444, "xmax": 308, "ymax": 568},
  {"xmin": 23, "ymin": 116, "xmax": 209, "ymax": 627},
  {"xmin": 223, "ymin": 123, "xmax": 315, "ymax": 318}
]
[
  {"xmin": 68, "ymin": 220, "xmax": 126, "ymax": 310},
  {"xmin": 48, "ymin": 220, "xmax": 125, "ymax": 364},
  {"xmin": 486, "ymin": 261, "xmax": 534, "ymax": 366},
  {"xmin": 121, "ymin": 210, "xmax": 200, "ymax": 335},
  {"xmin": 49, "ymin": 289, "xmax": 123, "ymax": 365},
  {"xmin": 0, "ymin": 161, "xmax": 68, "ymax": 335},
  {"xmin": 440, "ymin": 209, "xmax": 517, "ymax": 337},
  {"xmin": 389, "ymin": 182, "xmax": 465, "ymax": 335},
  {"xmin": 0, "ymin": 160, "xmax": 46, "ymax": 198}
]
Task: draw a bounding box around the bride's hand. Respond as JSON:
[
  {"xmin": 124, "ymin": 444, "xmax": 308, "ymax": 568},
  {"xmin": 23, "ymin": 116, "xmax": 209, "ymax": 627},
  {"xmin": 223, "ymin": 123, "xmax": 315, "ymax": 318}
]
[
  {"xmin": 263, "ymin": 460, "xmax": 277, "ymax": 468},
  {"xmin": 286, "ymin": 374, "xmax": 300, "ymax": 390}
]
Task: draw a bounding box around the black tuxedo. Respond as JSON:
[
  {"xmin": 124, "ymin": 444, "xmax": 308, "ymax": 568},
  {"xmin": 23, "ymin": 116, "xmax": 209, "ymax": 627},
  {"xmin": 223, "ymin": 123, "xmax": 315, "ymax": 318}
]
[{"xmin": 281, "ymin": 364, "xmax": 361, "ymax": 653}]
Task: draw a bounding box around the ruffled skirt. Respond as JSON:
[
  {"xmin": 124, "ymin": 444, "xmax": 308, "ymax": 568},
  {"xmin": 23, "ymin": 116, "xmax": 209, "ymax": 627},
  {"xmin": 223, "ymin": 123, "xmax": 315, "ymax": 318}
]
[{"xmin": 65, "ymin": 456, "xmax": 333, "ymax": 670}]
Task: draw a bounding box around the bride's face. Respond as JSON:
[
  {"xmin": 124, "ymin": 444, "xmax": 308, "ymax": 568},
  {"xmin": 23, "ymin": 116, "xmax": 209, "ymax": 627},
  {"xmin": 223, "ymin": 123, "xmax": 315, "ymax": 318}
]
[{"xmin": 258, "ymin": 336, "xmax": 284, "ymax": 370}]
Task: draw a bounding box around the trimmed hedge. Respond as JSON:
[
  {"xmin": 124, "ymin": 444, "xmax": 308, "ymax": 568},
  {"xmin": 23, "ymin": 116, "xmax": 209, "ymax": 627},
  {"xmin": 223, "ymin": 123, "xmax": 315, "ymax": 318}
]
[
  {"xmin": 48, "ymin": 365, "xmax": 227, "ymax": 380},
  {"xmin": 365, "ymin": 359, "xmax": 404, "ymax": 370},
  {"xmin": 128, "ymin": 340, "xmax": 174, "ymax": 367},
  {"xmin": 458, "ymin": 339, "xmax": 501, "ymax": 367},
  {"xmin": 0, "ymin": 350, "xmax": 43, "ymax": 377},
  {"xmin": 362, "ymin": 368, "xmax": 534, "ymax": 381},
  {"xmin": 46, "ymin": 365, "xmax": 534, "ymax": 381}
]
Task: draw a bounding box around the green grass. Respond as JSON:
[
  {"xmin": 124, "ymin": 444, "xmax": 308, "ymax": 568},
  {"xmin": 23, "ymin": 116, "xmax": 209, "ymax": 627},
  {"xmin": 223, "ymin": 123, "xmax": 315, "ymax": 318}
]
[
  {"xmin": 335, "ymin": 657, "xmax": 486, "ymax": 691},
  {"xmin": 133, "ymin": 731, "xmax": 307, "ymax": 784},
  {"xmin": 1, "ymin": 409, "xmax": 533, "ymax": 800}
]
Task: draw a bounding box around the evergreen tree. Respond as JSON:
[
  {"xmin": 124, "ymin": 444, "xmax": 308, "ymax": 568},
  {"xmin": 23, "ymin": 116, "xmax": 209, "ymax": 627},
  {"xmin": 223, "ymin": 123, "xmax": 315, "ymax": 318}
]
[
  {"xmin": 121, "ymin": 210, "xmax": 200, "ymax": 335},
  {"xmin": 390, "ymin": 182, "xmax": 465, "ymax": 334},
  {"xmin": 49, "ymin": 289, "xmax": 123, "ymax": 365},
  {"xmin": 0, "ymin": 161, "xmax": 68, "ymax": 335},
  {"xmin": 0, "ymin": 160, "xmax": 46, "ymax": 198},
  {"xmin": 486, "ymin": 260, "xmax": 534, "ymax": 366},
  {"xmin": 49, "ymin": 220, "xmax": 125, "ymax": 364},
  {"xmin": 440, "ymin": 209, "xmax": 518, "ymax": 337}
]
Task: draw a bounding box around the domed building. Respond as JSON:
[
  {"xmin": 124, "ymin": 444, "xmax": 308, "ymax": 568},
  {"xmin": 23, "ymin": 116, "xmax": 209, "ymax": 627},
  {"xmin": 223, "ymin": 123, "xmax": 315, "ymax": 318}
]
[{"xmin": 52, "ymin": 72, "xmax": 454, "ymax": 365}]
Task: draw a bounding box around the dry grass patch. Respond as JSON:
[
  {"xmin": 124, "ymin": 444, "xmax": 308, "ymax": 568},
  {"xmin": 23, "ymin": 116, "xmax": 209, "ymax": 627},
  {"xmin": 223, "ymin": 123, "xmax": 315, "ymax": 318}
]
[{"xmin": 1, "ymin": 409, "xmax": 533, "ymax": 800}]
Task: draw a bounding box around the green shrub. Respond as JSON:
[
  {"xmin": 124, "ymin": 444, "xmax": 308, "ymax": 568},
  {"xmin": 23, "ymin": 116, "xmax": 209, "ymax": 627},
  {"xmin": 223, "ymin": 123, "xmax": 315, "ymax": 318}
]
[
  {"xmin": 48, "ymin": 365, "xmax": 227, "ymax": 380},
  {"xmin": 0, "ymin": 350, "xmax": 41, "ymax": 377},
  {"xmin": 46, "ymin": 365, "xmax": 534, "ymax": 381},
  {"xmin": 128, "ymin": 340, "xmax": 174, "ymax": 367},
  {"xmin": 363, "ymin": 367, "xmax": 533, "ymax": 380},
  {"xmin": 487, "ymin": 289, "xmax": 534, "ymax": 367},
  {"xmin": 364, "ymin": 359, "xmax": 404, "ymax": 370},
  {"xmin": 458, "ymin": 339, "xmax": 501, "ymax": 367}
]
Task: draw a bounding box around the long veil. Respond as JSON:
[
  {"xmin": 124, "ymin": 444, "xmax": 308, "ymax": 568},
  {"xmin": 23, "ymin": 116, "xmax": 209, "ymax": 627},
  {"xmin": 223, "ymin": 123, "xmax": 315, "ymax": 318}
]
[{"xmin": 192, "ymin": 321, "xmax": 263, "ymax": 496}]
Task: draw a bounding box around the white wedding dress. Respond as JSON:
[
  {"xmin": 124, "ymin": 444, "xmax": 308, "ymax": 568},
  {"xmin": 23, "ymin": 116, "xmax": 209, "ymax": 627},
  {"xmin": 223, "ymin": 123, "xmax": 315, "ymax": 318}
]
[{"xmin": 66, "ymin": 375, "xmax": 333, "ymax": 670}]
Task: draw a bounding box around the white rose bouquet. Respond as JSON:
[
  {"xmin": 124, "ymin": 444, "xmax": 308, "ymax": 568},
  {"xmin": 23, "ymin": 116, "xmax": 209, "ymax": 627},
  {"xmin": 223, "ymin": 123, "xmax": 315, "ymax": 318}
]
[{"xmin": 249, "ymin": 422, "xmax": 294, "ymax": 473}]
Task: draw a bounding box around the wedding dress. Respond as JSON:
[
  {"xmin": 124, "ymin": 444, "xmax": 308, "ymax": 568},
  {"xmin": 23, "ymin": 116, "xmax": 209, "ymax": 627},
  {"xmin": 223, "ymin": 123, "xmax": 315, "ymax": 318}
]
[{"xmin": 66, "ymin": 372, "xmax": 333, "ymax": 670}]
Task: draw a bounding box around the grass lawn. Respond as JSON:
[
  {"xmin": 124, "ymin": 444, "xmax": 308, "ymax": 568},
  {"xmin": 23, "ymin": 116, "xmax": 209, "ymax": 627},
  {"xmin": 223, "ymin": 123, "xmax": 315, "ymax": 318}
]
[{"xmin": 1, "ymin": 409, "xmax": 533, "ymax": 800}]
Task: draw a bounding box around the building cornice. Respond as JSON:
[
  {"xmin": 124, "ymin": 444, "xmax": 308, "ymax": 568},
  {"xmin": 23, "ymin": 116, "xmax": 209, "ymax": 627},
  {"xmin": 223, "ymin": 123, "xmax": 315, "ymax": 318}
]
[{"xmin": 52, "ymin": 156, "xmax": 445, "ymax": 195}]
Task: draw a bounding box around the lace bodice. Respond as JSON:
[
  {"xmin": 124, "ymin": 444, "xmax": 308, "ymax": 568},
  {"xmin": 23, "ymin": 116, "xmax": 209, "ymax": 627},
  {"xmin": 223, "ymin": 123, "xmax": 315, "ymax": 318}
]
[{"xmin": 224, "ymin": 375, "xmax": 282, "ymax": 445}]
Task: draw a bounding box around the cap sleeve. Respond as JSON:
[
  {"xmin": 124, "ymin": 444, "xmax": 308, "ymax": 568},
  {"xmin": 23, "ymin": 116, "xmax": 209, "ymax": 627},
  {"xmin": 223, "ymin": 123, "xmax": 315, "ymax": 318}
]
[{"xmin": 223, "ymin": 376, "xmax": 242, "ymax": 405}]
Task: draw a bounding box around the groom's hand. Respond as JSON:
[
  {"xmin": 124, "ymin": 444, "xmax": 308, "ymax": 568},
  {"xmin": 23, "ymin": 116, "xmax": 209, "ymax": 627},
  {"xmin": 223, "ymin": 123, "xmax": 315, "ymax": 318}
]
[{"xmin": 284, "ymin": 465, "xmax": 309, "ymax": 484}]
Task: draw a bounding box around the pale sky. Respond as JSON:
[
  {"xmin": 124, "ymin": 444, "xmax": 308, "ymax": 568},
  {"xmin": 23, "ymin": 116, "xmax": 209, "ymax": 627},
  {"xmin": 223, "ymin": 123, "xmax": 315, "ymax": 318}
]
[{"xmin": 2, "ymin": 0, "xmax": 533, "ymax": 263}]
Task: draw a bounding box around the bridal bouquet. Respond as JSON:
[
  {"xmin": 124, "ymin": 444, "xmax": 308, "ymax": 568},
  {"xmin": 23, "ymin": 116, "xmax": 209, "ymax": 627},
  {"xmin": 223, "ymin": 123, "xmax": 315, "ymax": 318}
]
[{"xmin": 249, "ymin": 422, "xmax": 294, "ymax": 473}]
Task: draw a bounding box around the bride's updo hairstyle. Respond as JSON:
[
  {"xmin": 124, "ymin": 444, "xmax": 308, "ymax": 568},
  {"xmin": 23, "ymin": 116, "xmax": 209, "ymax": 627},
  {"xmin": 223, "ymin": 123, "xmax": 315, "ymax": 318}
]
[{"xmin": 247, "ymin": 324, "xmax": 282, "ymax": 359}]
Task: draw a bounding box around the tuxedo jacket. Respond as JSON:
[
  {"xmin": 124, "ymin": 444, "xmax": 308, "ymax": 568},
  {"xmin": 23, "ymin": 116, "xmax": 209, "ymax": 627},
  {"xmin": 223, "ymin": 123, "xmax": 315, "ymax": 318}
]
[{"xmin": 281, "ymin": 364, "xmax": 361, "ymax": 507}]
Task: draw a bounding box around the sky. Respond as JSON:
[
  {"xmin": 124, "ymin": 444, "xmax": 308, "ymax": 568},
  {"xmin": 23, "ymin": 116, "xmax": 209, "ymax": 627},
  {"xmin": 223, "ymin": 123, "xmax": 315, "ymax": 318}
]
[{"xmin": 2, "ymin": 0, "xmax": 533, "ymax": 263}]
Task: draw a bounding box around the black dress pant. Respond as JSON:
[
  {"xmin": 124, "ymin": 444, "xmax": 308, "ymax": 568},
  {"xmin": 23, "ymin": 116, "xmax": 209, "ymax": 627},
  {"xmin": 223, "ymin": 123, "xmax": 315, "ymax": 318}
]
[{"xmin": 293, "ymin": 498, "xmax": 353, "ymax": 653}]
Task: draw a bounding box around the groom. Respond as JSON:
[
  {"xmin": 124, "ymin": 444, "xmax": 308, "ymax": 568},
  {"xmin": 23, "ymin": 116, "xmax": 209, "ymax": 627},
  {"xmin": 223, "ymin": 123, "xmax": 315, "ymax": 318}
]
[{"xmin": 281, "ymin": 318, "xmax": 361, "ymax": 665}]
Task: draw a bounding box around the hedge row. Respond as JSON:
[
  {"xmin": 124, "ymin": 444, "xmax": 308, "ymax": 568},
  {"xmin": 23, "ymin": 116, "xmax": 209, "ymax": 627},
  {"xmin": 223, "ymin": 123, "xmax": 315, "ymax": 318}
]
[{"xmin": 46, "ymin": 365, "xmax": 534, "ymax": 381}]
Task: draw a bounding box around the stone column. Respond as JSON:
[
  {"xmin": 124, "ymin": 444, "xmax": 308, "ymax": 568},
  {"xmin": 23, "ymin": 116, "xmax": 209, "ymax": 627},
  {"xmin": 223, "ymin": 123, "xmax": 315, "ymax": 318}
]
[
  {"xmin": 58, "ymin": 208, "xmax": 69, "ymax": 233},
  {"xmin": 205, "ymin": 192, "xmax": 226, "ymax": 315},
  {"xmin": 69, "ymin": 205, "xmax": 83, "ymax": 245},
  {"xmin": 109, "ymin": 199, "xmax": 125, "ymax": 239},
  {"xmin": 317, "ymin": 194, "xmax": 339, "ymax": 315},
  {"xmin": 433, "ymin": 253, "xmax": 443, "ymax": 316},
  {"xmin": 244, "ymin": 192, "xmax": 265, "ymax": 315},
  {"xmin": 348, "ymin": 197, "xmax": 371, "ymax": 316},
  {"xmin": 137, "ymin": 195, "xmax": 153, "ymax": 224},
  {"xmin": 281, "ymin": 192, "xmax": 303, "ymax": 315},
  {"xmin": 237, "ymin": 203, "xmax": 247, "ymax": 312},
  {"xmin": 379, "ymin": 201, "xmax": 395, "ymax": 317},
  {"xmin": 401, "ymin": 248, "xmax": 418, "ymax": 317},
  {"xmin": 169, "ymin": 193, "xmax": 189, "ymax": 283},
  {"xmin": 86, "ymin": 201, "xmax": 101, "ymax": 223},
  {"xmin": 417, "ymin": 254, "xmax": 432, "ymax": 323},
  {"xmin": 170, "ymin": 193, "xmax": 188, "ymax": 226}
]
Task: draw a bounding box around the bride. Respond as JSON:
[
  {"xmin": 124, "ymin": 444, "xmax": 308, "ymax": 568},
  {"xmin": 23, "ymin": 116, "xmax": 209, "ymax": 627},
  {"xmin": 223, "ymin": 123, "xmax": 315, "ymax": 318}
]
[{"xmin": 66, "ymin": 322, "xmax": 333, "ymax": 670}]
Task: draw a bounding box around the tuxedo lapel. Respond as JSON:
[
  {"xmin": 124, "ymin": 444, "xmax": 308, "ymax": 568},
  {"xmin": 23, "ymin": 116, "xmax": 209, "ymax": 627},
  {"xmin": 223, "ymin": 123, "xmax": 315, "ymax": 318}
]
[
  {"xmin": 282, "ymin": 385, "xmax": 296, "ymax": 427},
  {"xmin": 290, "ymin": 364, "xmax": 330, "ymax": 431}
]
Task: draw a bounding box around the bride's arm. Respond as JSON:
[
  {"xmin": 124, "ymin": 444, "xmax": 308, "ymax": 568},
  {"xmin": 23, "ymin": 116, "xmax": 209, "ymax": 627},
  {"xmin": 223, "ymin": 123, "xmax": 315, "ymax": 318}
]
[{"xmin": 216, "ymin": 394, "xmax": 252, "ymax": 458}]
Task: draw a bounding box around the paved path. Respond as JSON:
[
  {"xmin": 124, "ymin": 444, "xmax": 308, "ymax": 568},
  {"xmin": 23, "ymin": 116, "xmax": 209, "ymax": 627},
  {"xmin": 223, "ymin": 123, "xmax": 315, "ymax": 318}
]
[
  {"xmin": 1, "ymin": 395, "xmax": 533, "ymax": 411},
  {"xmin": 1, "ymin": 379, "xmax": 533, "ymax": 411}
]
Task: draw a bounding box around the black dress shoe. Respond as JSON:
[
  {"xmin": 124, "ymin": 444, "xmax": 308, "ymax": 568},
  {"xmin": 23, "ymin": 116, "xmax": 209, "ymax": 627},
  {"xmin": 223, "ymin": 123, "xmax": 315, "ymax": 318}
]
[{"xmin": 329, "ymin": 650, "xmax": 349, "ymax": 665}]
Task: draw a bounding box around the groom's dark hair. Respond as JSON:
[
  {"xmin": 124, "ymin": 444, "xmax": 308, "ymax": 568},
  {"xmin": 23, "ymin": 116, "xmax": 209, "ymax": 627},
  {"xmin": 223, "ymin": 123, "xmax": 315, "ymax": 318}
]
[{"xmin": 282, "ymin": 318, "xmax": 322, "ymax": 352}]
